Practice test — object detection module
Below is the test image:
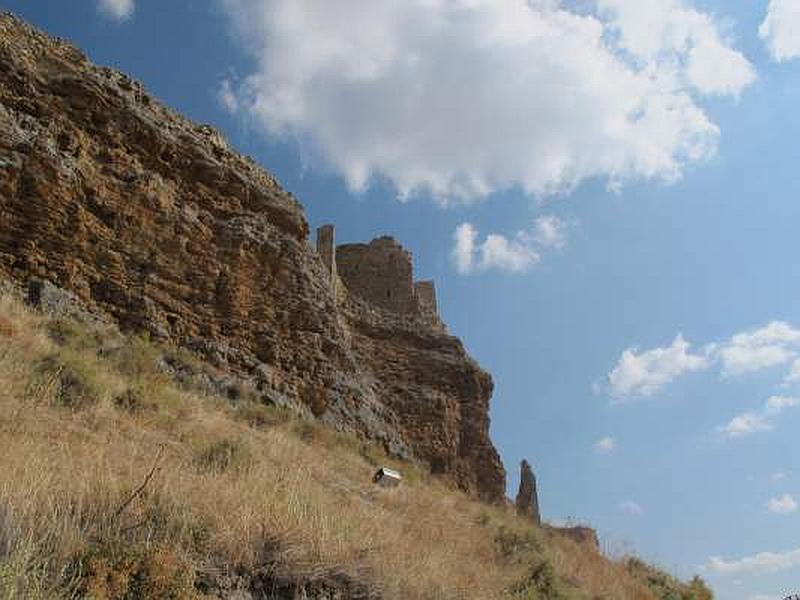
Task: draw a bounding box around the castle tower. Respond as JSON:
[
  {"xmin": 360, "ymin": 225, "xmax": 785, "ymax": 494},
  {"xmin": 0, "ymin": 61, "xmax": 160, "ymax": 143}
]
[
  {"xmin": 335, "ymin": 236, "xmax": 417, "ymax": 313},
  {"xmin": 316, "ymin": 224, "xmax": 337, "ymax": 286},
  {"xmin": 414, "ymin": 280, "xmax": 438, "ymax": 319}
]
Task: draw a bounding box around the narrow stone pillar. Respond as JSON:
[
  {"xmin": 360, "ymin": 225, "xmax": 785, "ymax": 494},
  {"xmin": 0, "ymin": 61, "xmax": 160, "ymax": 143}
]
[
  {"xmin": 316, "ymin": 224, "xmax": 336, "ymax": 295},
  {"xmin": 515, "ymin": 459, "xmax": 540, "ymax": 525}
]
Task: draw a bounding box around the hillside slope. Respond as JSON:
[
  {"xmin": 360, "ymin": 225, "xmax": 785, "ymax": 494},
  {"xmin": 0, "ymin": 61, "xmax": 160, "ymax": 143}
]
[
  {"xmin": 0, "ymin": 11, "xmax": 715, "ymax": 599},
  {"xmin": 0, "ymin": 291, "xmax": 712, "ymax": 598}
]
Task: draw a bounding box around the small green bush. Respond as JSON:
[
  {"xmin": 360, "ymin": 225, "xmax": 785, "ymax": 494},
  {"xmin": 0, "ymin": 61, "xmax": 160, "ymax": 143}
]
[
  {"xmin": 495, "ymin": 525, "xmax": 542, "ymax": 560},
  {"xmin": 625, "ymin": 557, "xmax": 713, "ymax": 600},
  {"xmin": 510, "ymin": 559, "xmax": 576, "ymax": 600}
]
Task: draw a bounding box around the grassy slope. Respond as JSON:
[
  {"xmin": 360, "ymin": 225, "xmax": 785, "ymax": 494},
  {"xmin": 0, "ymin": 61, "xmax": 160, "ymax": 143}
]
[{"xmin": 0, "ymin": 292, "xmax": 712, "ymax": 599}]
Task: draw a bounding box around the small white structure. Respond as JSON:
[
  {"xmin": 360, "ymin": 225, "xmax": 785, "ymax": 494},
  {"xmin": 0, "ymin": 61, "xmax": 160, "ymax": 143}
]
[{"xmin": 373, "ymin": 467, "xmax": 402, "ymax": 487}]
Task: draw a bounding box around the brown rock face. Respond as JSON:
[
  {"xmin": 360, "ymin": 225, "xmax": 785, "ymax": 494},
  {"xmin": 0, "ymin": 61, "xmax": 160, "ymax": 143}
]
[
  {"xmin": 0, "ymin": 13, "xmax": 505, "ymax": 502},
  {"xmin": 515, "ymin": 459, "xmax": 540, "ymax": 524}
]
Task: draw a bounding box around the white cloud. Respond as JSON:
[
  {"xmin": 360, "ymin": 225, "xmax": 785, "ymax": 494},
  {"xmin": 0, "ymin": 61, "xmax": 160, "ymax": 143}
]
[
  {"xmin": 594, "ymin": 436, "xmax": 616, "ymax": 453},
  {"xmin": 708, "ymin": 546, "xmax": 800, "ymax": 576},
  {"xmin": 606, "ymin": 334, "xmax": 711, "ymax": 398},
  {"xmin": 717, "ymin": 396, "xmax": 799, "ymax": 439},
  {"xmin": 760, "ymin": 0, "xmax": 800, "ymax": 62},
  {"xmin": 452, "ymin": 224, "xmax": 477, "ymax": 275},
  {"xmin": 619, "ymin": 500, "xmax": 644, "ymax": 515},
  {"xmin": 452, "ymin": 223, "xmax": 539, "ymax": 274},
  {"xmin": 97, "ymin": 0, "xmax": 134, "ymax": 21},
  {"xmin": 598, "ymin": 0, "xmax": 755, "ymax": 96},
  {"xmin": 218, "ymin": 79, "xmax": 240, "ymax": 114},
  {"xmin": 772, "ymin": 472, "xmax": 787, "ymax": 482},
  {"xmin": 784, "ymin": 357, "xmax": 800, "ymax": 385},
  {"xmin": 767, "ymin": 494, "xmax": 798, "ymax": 515},
  {"xmin": 718, "ymin": 322, "xmax": 800, "ymax": 376},
  {"xmin": 718, "ymin": 412, "xmax": 773, "ymax": 438},
  {"xmin": 451, "ymin": 215, "xmax": 570, "ymax": 274},
  {"xmin": 766, "ymin": 395, "xmax": 799, "ymax": 413},
  {"xmin": 533, "ymin": 215, "xmax": 568, "ymax": 250},
  {"xmin": 218, "ymin": 0, "xmax": 753, "ymax": 201},
  {"xmin": 604, "ymin": 322, "xmax": 800, "ymax": 398},
  {"xmin": 480, "ymin": 233, "xmax": 540, "ymax": 274}
]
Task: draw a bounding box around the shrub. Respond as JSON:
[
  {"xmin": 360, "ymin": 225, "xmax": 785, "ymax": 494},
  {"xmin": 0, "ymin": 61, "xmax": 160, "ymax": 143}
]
[
  {"xmin": 193, "ymin": 438, "xmax": 250, "ymax": 474},
  {"xmin": 113, "ymin": 388, "xmax": 157, "ymax": 415},
  {"xmin": 510, "ymin": 559, "xmax": 575, "ymax": 600},
  {"xmin": 495, "ymin": 525, "xmax": 542, "ymax": 561},
  {"xmin": 76, "ymin": 544, "xmax": 197, "ymax": 600},
  {"xmin": 235, "ymin": 402, "xmax": 291, "ymax": 429},
  {"xmin": 625, "ymin": 557, "xmax": 713, "ymax": 600},
  {"xmin": 29, "ymin": 355, "xmax": 102, "ymax": 411}
]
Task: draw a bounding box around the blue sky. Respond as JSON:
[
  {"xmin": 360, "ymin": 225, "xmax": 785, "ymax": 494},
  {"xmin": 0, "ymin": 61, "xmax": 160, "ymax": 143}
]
[{"xmin": 6, "ymin": 1, "xmax": 800, "ymax": 597}]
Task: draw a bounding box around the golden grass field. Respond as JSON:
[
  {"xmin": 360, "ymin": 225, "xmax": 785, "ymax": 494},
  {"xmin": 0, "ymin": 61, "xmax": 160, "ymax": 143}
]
[{"xmin": 0, "ymin": 292, "xmax": 712, "ymax": 599}]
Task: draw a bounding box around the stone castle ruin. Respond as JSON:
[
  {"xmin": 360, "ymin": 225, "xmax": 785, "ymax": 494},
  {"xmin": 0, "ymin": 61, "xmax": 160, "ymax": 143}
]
[{"xmin": 316, "ymin": 225, "xmax": 440, "ymax": 322}]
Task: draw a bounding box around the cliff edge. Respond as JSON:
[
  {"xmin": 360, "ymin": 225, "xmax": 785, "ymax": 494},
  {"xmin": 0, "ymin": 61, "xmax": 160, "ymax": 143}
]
[{"xmin": 0, "ymin": 13, "xmax": 505, "ymax": 502}]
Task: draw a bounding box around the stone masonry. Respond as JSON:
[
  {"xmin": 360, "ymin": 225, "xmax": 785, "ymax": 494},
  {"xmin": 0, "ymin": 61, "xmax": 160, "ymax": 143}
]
[
  {"xmin": 316, "ymin": 224, "xmax": 336, "ymax": 280},
  {"xmin": 320, "ymin": 229, "xmax": 439, "ymax": 320},
  {"xmin": 336, "ymin": 236, "xmax": 417, "ymax": 314},
  {"xmin": 414, "ymin": 280, "xmax": 438, "ymax": 319}
]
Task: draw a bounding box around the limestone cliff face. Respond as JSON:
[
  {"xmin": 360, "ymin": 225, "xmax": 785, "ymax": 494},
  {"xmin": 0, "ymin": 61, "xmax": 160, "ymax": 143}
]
[{"xmin": 0, "ymin": 13, "xmax": 505, "ymax": 502}]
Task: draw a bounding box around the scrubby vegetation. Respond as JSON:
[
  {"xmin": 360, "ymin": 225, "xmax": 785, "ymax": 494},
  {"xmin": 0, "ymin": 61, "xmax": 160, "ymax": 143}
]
[
  {"xmin": 0, "ymin": 292, "xmax": 711, "ymax": 599},
  {"xmin": 624, "ymin": 558, "xmax": 713, "ymax": 600}
]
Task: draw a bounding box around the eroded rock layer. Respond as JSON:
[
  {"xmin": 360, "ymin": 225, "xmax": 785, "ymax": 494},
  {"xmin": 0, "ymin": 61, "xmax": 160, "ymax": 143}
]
[{"xmin": 0, "ymin": 13, "xmax": 505, "ymax": 502}]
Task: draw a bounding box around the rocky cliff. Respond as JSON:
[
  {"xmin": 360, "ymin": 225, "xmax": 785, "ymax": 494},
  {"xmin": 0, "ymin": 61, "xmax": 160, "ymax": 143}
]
[{"xmin": 0, "ymin": 13, "xmax": 505, "ymax": 502}]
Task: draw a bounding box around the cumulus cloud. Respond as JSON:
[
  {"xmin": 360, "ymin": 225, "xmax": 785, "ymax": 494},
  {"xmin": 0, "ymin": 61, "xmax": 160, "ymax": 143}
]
[
  {"xmin": 533, "ymin": 215, "xmax": 568, "ymax": 250},
  {"xmin": 760, "ymin": 0, "xmax": 800, "ymax": 62},
  {"xmin": 218, "ymin": 0, "xmax": 754, "ymax": 201},
  {"xmin": 719, "ymin": 322, "xmax": 800, "ymax": 377},
  {"xmin": 452, "ymin": 215, "xmax": 572, "ymax": 274},
  {"xmin": 603, "ymin": 322, "xmax": 800, "ymax": 398},
  {"xmin": 598, "ymin": 0, "xmax": 755, "ymax": 96},
  {"xmin": 772, "ymin": 471, "xmax": 787, "ymax": 482},
  {"xmin": 708, "ymin": 546, "xmax": 800, "ymax": 576},
  {"xmin": 766, "ymin": 395, "xmax": 799, "ymax": 413},
  {"xmin": 784, "ymin": 357, "xmax": 800, "ymax": 385},
  {"xmin": 767, "ymin": 494, "xmax": 798, "ymax": 515},
  {"xmin": 594, "ymin": 436, "xmax": 616, "ymax": 453},
  {"xmin": 452, "ymin": 223, "xmax": 539, "ymax": 274},
  {"xmin": 718, "ymin": 412, "xmax": 773, "ymax": 438},
  {"xmin": 606, "ymin": 335, "xmax": 711, "ymax": 398},
  {"xmin": 717, "ymin": 396, "xmax": 799, "ymax": 439},
  {"xmin": 97, "ymin": 0, "xmax": 134, "ymax": 21},
  {"xmin": 619, "ymin": 500, "xmax": 644, "ymax": 515}
]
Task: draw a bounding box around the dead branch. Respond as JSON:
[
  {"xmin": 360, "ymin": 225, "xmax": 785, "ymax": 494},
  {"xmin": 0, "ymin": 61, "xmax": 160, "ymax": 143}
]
[{"xmin": 112, "ymin": 444, "xmax": 165, "ymax": 522}]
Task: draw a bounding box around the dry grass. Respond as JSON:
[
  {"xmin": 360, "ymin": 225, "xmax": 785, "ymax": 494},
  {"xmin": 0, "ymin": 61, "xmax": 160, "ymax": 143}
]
[{"xmin": 0, "ymin": 292, "xmax": 710, "ymax": 599}]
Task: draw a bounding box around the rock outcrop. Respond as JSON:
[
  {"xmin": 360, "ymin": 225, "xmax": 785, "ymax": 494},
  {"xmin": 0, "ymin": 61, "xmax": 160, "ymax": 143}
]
[
  {"xmin": 0, "ymin": 13, "xmax": 505, "ymax": 502},
  {"xmin": 515, "ymin": 459, "xmax": 540, "ymax": 524}
]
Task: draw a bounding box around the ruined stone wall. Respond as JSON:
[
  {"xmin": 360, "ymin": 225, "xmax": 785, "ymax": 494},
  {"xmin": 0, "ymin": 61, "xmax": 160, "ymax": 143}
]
[
  {"xmin": 414, "ymin": 280, "xmax": 438, "ymax": 319},
  {"xmin": 336, "ymin": 237, "xmax": 417, "ymax": 314},
  {"xmin": 316, "ymin": 225, "xmax": 336, "ymax": 296}
]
